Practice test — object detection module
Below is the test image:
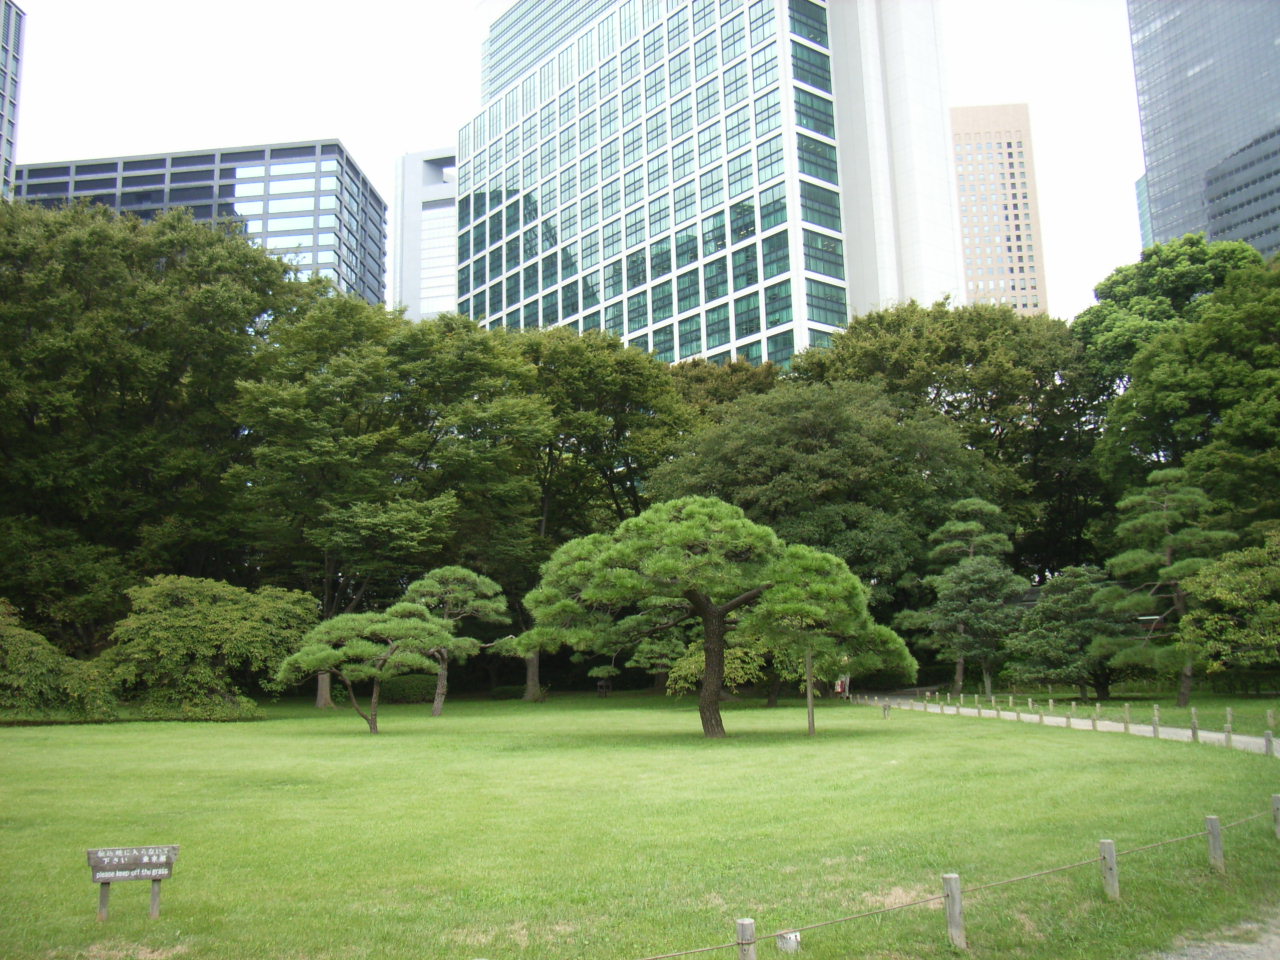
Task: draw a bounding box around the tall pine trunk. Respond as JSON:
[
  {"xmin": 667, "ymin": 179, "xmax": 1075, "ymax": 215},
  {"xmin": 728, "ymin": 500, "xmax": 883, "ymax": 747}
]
[
  {"xmin": 522, "ymin": 653, "xmax": 541, "ymax": 700},
  {"xmin": 805, "ymin": 651, "xmax": 816, "ymax": 736},
  {"xmin": 698, "ymin": 615, "xmax": 728, "ymax": 738},
  {"xmin": 432, "ymin": 656, "xmax": 448, "ymax": 717},
  {"xmin": 951, "ymin": 655, "xmax": 966, "ymax": 695},
  {"xmin": 315, "ymin": 672, "xmax": 335, "ymax": 708}
]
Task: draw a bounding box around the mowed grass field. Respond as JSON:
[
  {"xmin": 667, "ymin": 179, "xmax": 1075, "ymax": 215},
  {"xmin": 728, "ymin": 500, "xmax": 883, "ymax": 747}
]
[{"xmin": 3, "ymin": 693, "xmax": 1279, "ymax": 960}]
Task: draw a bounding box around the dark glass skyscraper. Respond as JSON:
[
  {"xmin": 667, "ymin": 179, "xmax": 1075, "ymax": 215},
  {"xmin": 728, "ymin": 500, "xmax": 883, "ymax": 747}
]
[
  {"xmin": 0, "ymin": 1, "xmax": 23, "ymax": 198},
  {"xmin": 1127, "ymin": 0, "xmax": 1280, "ymax": 249},
  {"xmin": 15, "ymin": 140, "xmax": 387, "ymax": 304}
]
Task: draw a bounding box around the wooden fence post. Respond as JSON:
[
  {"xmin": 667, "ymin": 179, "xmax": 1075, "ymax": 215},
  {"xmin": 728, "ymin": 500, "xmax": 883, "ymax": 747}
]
[
  {"xmin": 1224, "ymin": 723, "xmax": 1233, "ymax": 749},
  {"xmin": 1152, "ymin": 704, "xmax": 1161, "ymax": 739},
  {"xmin": 1049, "ymin": 698, "xmax": 1055, "ymax": 715},
  {"xmin": 97, "ymin": 882, "xmax": 111, "ymax": 922},
  {"xmin": 1099, "ymin": 840, "xmax": 1120, "ymax": 900},
  {"xmin": 1266, "ymin": 731, "xmax": 1275, "ymax": 758},
  {"xmin": 1206, "ymin": 816, "xmax": 1225, "ymax": 873},
  {"xmin": 943, "ymin": 874, "xmax": 967, "ymax": 950},
  {"xmin": 736, "ymin": 918, "xmax": 758, "ymax": 960},
  {"xmin": 1123, "ymin": 703, "xmax": 1131, "ymax": 734},
  {"xmin": 1038, "ymin": 710, "xmax": 1044, "ymax": 725},
  {"xmin": 1008, "ymin": 695, "xmax": 1013, "ymax": 709},
  {"xmin": 149, "ymin": 879, "xmax": 162, "ymax": 919},
  {"xmin": 1190, "ymin": 707, "xmax": 1199, "ymax": 743},
  {"xmin": 1027, "ymin": 698, "xmax": 1033, "ymax": 712},
  {"xmin": 1092, "ymin": 703, "xmax": 1099, "ymax": 731}
]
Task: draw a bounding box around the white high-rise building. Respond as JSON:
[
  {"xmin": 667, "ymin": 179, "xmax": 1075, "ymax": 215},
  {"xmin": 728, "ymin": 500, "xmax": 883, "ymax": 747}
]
[
  {"xmin": 394, "ymin": 148, "xmax": 459, "ymax": 320},
  {"xmin": 456, "ymin": 0, "xmax": 960, "ymax": 365}
]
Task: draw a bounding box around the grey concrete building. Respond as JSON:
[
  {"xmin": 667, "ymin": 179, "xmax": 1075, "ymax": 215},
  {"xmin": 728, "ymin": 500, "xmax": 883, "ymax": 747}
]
[
  {"xmin": 1205, "ymin": 126, "xmax": 1280, "ymax": 258},
  {"xmin": 15, "ymin": 139, "xmax": 387, "ymax": 304},
  {"xmin": 394, "ymin": 148, "xmax": 459, "ymax": 320}
]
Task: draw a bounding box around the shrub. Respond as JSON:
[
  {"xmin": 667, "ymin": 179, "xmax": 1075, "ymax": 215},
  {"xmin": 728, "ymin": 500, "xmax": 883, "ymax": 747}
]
[{"xmin": 380, "ymin": 674, "xmax": 437, "ymax": 704}]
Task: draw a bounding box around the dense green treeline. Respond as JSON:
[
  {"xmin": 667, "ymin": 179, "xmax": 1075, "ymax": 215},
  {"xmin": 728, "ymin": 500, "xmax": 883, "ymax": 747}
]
[{"xmin": 2, "ymin": 203, "xmax": 1277, "ymax": 724}]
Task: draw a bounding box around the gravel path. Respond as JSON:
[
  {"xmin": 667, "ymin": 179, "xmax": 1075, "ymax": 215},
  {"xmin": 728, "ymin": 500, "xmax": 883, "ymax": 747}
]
[{"xmin": 1148, "ymin": 906, "xmax": 1280, "ymax": 959}]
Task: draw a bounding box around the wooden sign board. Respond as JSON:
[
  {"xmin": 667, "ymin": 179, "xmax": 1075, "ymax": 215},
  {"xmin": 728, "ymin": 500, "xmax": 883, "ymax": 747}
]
[
  {"xmin": 86, "ymin": 846, "xmax": 179, "ymax": 920},
  {"xmin": 87, "ymin": 845, "xmax": 179, "ymax": 882}
]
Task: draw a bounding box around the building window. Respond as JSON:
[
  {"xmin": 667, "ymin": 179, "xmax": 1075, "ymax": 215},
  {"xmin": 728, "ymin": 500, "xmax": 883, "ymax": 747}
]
[
  {"xmin": 806, "ymin": 277, "xmax": 847, "ymax": 325},
  {"xmin": 704, "ymin": 256, "xmax": 729, "ymax": 301},
  {"xmin": 765, "ymin": 279, "xmax": 792, "ymax": 327},
  {"xmin": 761, "ymin": 230, "xmax": 789, "ymax": 278},
  {"xmin": 734, "ymin": 292, "xmax": 761, "ymax": 338},
  {"xmin": 767, "ymin": 328, "xmax": 795, "ymax": 367},
  {"xmin": 678, "ymin": 268, "xmax": 701, "ymax": 312},
  {"xmin": 803, "ymin": 229, "xmax": 844, "ymax": 279},
  {"xmin": 628, "ymin": 290, "xmax": 649, "ymax": 331},
  {"xmin": 760, "ymin": 182, "xmax": 787, "ymax": 229},
  {"xmin": 789, "ymin": 0, "xmax": 828, "ymax": 46},
  {"xmin": 653, "ymin": 279, "xmax": 674, "ymax": 320},
  {"xmin": 652, "ymin": 322, "xmax": 674, "ymax": 362},
  {"xmin": 733, "ymin": 244, "xmax": 759, "ymax": 290},
  {"xmin": 679, "ymin": 314, "xmax": 703, "ymax": 358},
  {"xmin": 800, "ymin": 179, "xmax": 841, "ymax": 230},
  {"xmin": 757, "ymin": 136, "xmax": 785, "ymax": 183},
  {"xmin": 797, "ymin": 134, "xmax": 838, "ymax": 184},
  {"xmin": 702, "ymin": 211, "xmax": 727, "ymax": 254},
  {"xmin": 794, "ymin": 88, "xmax": 835, "ymax": 137},
  {"xmin": 706, "ymin": 304, "xmax": 731, "ymax": 348}
]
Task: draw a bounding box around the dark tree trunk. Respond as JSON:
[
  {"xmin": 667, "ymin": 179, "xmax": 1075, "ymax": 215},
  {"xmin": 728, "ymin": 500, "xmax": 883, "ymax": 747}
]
[
  {"xmin": 951, "ymin": 655, "xmax": 966, "ymax": 695},
  {"xmin": 652, "ymin": 670, "xmax": 668, "ymax": 693},
  {"xmin": 805, "ymin": 651, "xmax": 816, "ymax": 736},
  {"xmin": 432, "ymin": 654, "xmax": 448, "ymax": 717},
  {"xmin": 368, "ymin": 680, "xmax": 380, "ymax": 734},
  {"xmin": 1078, "ymin": 684, "xmax": 1089, "ymax": 700},
  {"xmin": 522, "ymin": 653, "xmax": 541, "ymax": 701},
  {"xmin": 1093, "ymin": 677, "xmax": 1111, "ymax": 701},
  {"xmin": 1176, "ymin": 654, "xmax": 1195, "ymax": 708},
  {"xmin": 765, "ymin": 674, "xmax": 783, "ymax": 708},
  {"xmin": 315, "ymin": 672, "xmax": 335, "ymax": 709},
  {"xmin": 698, "ymin": 615, "xmax": 728, "ymax": 738},
  {"xmin": 981, "ymin": 663, "xmax": 993, "ymax": 697}
]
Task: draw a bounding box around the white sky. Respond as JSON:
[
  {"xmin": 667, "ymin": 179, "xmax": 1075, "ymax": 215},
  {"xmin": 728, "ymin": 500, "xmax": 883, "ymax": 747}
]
[{"xmin": 14, "ymin": 0, "xmax": 1143, "ymax": 319}]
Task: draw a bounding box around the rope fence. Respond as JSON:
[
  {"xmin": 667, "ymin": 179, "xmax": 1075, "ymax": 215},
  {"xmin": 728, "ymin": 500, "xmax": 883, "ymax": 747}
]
[
  {"xmin": 614, "ymin": 793, "xmax": 1280, "ymax": 960},
  {"xmin": 861, "ymin": 691, "xmax": 1280, "ymax": 755}
]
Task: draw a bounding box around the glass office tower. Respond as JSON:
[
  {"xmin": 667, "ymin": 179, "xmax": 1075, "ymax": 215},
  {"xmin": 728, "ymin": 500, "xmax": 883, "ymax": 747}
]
[
  {"xmin": 457, "ymin": 0, "xmax": 959, "ymax": 366},
  {"xmin": 1127, "ymin": 0, "xmax": 1280, "ymax": 248},
  {"xmin": 1, "ymin": 1, "xmax": 23, "ymax": 198},
  {"xmin": 15, "ymin": 140, "xmax": 386, "ymax": 305},
  {"xmin": 394, "ymin": 148, "xmax": 460, "ymax": 320}
]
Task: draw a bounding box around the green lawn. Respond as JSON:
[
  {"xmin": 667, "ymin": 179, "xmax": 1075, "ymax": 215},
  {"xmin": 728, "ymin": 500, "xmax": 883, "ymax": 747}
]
[{"xmin": 3, "ymin": 693, "xmax": 1279, "ymax": 960}]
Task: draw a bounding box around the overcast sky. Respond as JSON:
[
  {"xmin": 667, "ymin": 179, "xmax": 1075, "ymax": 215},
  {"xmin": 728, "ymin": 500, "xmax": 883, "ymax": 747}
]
[{"xmin": 15, "ymin": 0, "xmax": 1143, "ymax": 319}]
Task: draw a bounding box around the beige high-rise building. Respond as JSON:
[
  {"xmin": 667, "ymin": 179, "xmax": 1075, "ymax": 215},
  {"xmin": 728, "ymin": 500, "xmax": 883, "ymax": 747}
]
[{"xmin": 950, "ymin": 104, "xmax": 1047, "ymax": 316}]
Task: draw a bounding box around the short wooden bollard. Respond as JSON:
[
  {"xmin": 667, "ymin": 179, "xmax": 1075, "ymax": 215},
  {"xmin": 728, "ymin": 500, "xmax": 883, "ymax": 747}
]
[
  {"xmin": 1027, "ymin": 698, "xmax": 1033, "ymax": 712},
  {"xmin": 1048, "ymin": 698, "xmax": 1054, "ymax": 714},
  {"xmin": 1092, "ymin": 704, "xmax": 1099, "ymax": 731},
  {"xmin": 1224, "ymin": 723, "xmax": 1233, "ymax": 749},
  {"xmin": 1099, "ymin": 839, "xmax": 1120, "ymax": 900},
  {"xmin": 1266, "ymin": 731, "xmax": 1275, "ymax": 758},
  {"xmin": 1070, "ymin": 701, "xmax": 1077, "ymax": 718},
  {"xmin": 942, "ymin": 874, "xmax": 967, "ymax": 949},
  {"xmin": 1038, "ymin": 710, "xmax": 1044, "ymax": 725},
  {"xmin": 1152, "ymin": 704, "xmax": 1161, "ymax": 739},
  {"xmin": 1007, "ymin": 695, "xmax": 1013, "ymax": 708},
  {"xmin": 947, "ymin": 692, "xmax": 952, "ymax": 704},
  {"xmin": 1123, "ymin": 703, "xmax": 1131, "ymax": 734},
  {"xmin": 736, "ymin": 918, "xmax": 758, "ymax": 960},
  {"xmin": 882, "ymin": 703, "xmax": 891, "ymax": 719},
  {"xmin": 1191, "ymin": 707, "xmax": 1200, "ymax": 743},
  {"xmin": 1206, "ymin": 816, "xmax": 1225, "ymax": 873}
]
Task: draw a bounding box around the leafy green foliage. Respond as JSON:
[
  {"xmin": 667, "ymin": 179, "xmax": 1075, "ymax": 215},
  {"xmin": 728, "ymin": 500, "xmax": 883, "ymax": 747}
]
[
  {"xmin": 0, "ymin": 203, "xmax": 310, "ymax": 652},
  {"xmin": 104, "ymin": 575, "xmax": 317, "ymax": 715},
  {"xmin": 521, "ymin": 496, "xmax": 909, "ymax": 736},
  {"xmin": 897, "ymin": 500, "xmax": 1025, "ymax": 694},
  {"xmin": 276, "ymin": 601, "xmax": 454, "ymax": 733},
  {"xmin": 0, "ymin": 599, "xmax": 117, "ymax": 719},
  {"xmin": 1182, "ymin": 532, "xmax": 1280, "ymax": 670},
  {"xmin": 1095, "ymin": 469, "xmax": 1237, "ymax": 705},
  {"xmin": 668, "ymin": 356, "xmax": 781, "ymax": 421},
  {"xmin": 403, "ymin": 565, "xmax": 510, "ymax": 715},
  {"xmin": 1003, "ymin": 566, "xmax": 1134, "ymax": 698},
  {"xmin": 649, "ymin": 381, "xmax": 990, "ymax": 609},
  {"xmin": 1074, "ymin": 234, "xmax": 1263, "ymax": 392},
  {"xmin": 792, "ymin": 300, "xmax": 1106, "ymax": 576}
]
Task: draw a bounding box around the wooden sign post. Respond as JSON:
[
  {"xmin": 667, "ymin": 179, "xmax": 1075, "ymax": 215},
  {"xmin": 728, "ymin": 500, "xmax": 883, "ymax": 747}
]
[{"xmin": 87, "ymin": 845, "xmax": 179, "ymax": 920}]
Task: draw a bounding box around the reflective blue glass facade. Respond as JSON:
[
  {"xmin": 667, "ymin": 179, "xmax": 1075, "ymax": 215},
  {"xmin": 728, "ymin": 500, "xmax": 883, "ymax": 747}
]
[{"xmin": 1128, "ymin": 0, "xmax": 1280, "ymax": 247}]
